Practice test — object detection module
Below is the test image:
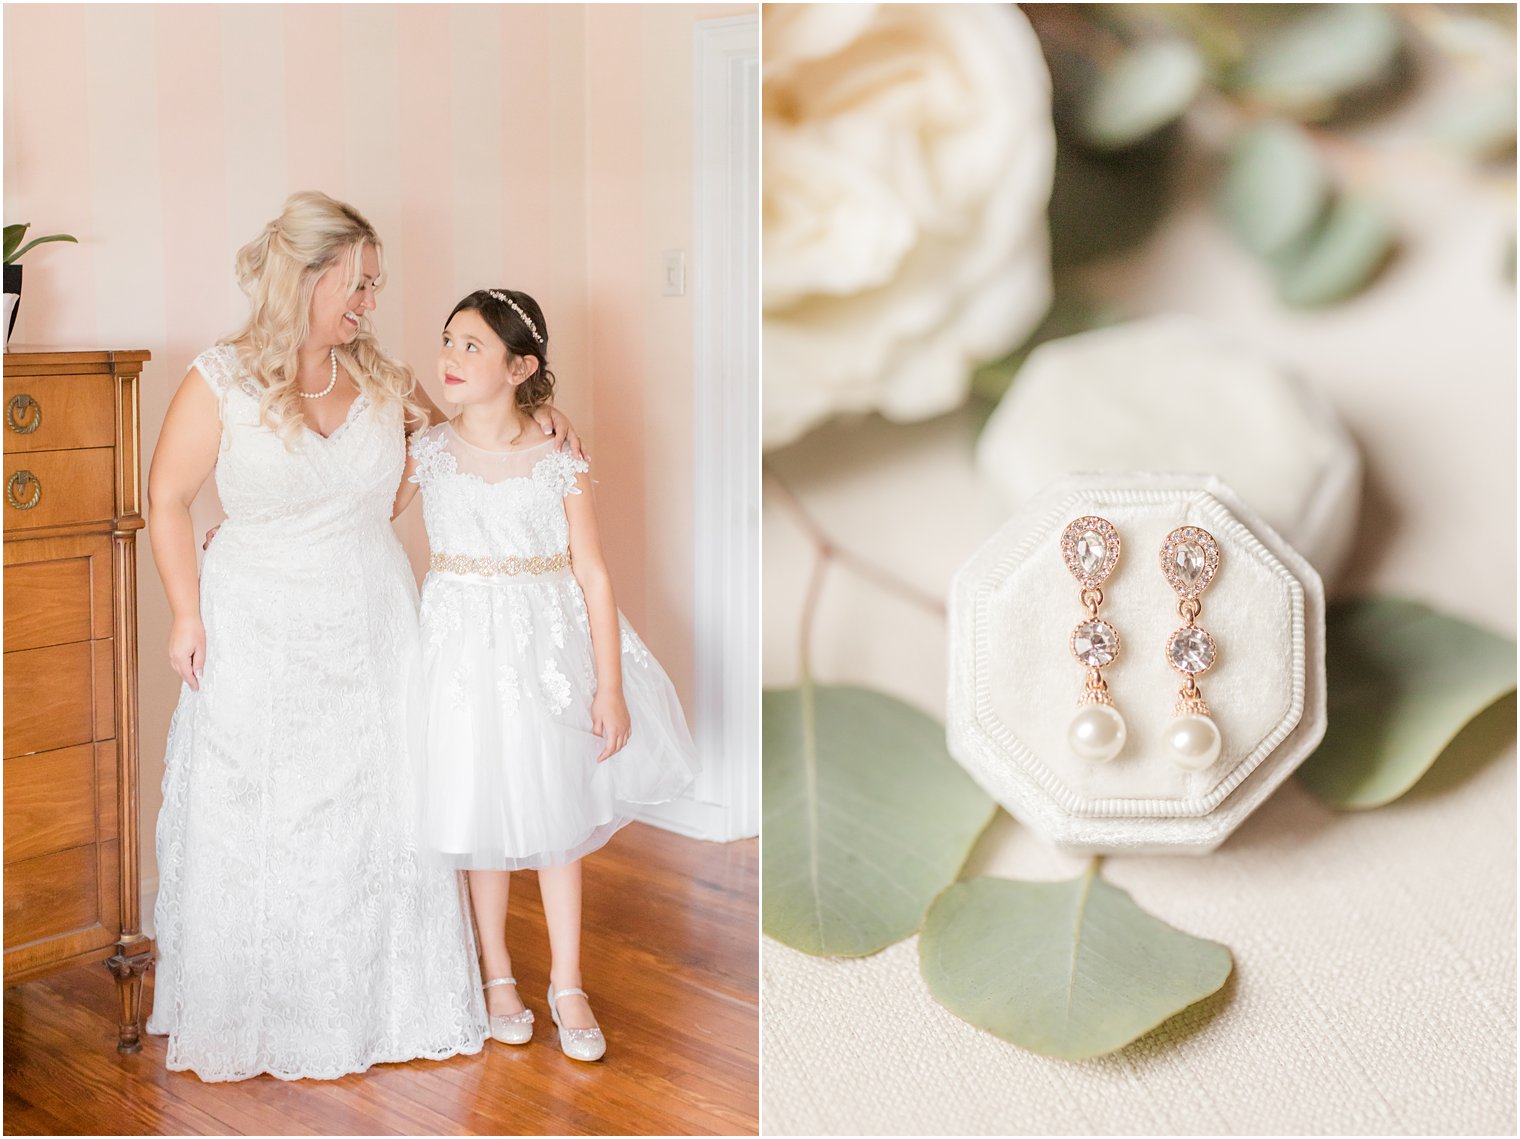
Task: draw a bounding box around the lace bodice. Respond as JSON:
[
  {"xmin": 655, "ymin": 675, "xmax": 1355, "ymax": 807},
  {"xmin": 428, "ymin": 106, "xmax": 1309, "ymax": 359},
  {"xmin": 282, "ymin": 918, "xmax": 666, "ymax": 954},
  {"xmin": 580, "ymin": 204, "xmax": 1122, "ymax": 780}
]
[
  {"xmin": 194, "ymin": 343, "xmax": 402, "ymax": 539},
  {"xmin": 409, "ymin": 421, "xmax": 590, "ymax": 559}
]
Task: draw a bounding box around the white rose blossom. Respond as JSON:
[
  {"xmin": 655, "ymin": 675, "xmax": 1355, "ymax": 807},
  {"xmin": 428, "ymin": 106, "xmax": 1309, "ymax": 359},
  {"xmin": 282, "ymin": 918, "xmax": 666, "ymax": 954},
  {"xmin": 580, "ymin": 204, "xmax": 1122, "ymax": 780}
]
[{"xmin": 763, "ymin": 3, "xmax": 1057, "ymax": 449}]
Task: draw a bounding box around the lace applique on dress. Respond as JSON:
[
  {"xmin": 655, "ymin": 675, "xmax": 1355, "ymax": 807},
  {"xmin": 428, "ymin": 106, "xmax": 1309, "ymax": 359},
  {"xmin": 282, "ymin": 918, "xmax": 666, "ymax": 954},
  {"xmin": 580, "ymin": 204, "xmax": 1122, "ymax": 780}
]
[
  {"xmin": 496, "ymin": 666, "xmax": 521, "ymax": 716},
  {"xmin": 533, "ymin": 448, "xmax": 590, "ymax": 497},
  {"xmin": 540, "ymin": 659, "xmax": 572, "ymax": 715},
  {"xmin": 620, "ymin": 627, "xmax": 653, "ymax": 669},
  {"xmin": 408, "ymin": 429, "xmax": 454, "ymax": 486},
  {"xmin": 422, "ymin": 587, "xmax": 464, "ymax": 649}
]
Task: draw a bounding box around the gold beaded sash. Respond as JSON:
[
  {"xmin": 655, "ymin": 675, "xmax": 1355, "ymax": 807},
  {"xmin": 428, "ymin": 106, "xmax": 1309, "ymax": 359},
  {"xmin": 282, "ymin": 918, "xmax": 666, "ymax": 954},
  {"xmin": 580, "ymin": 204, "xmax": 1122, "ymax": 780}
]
[{"xmin": 429, "ymin": 550, "xmax": 572, "ymax": 577}]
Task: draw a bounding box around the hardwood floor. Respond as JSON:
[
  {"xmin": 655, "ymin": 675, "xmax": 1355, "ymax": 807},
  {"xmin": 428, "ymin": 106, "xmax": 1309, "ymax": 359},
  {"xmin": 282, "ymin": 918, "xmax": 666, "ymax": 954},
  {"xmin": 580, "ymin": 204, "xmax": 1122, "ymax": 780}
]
[{"xmin": 4, "ymin": 824, "xmax": 758, "ymax": 1136}]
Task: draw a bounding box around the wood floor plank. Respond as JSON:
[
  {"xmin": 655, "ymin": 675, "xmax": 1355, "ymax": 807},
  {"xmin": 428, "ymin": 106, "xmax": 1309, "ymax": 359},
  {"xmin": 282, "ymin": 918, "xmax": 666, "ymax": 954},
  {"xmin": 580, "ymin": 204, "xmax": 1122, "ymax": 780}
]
[{"xmin": 3, "ymin": 825, "xmax": 757, "ymax": 1136}]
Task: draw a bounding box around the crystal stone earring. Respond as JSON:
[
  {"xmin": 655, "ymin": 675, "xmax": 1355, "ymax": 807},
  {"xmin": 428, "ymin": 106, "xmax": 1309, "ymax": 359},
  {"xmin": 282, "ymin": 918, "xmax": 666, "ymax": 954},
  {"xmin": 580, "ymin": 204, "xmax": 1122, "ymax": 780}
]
[
  {"xmin": 1060, "ymin": 516, "xmax": 1126, "ymax": 763},
  {"xmin": 1160, "ymin": 525, "xmax": 1223, "ymax": 771}
]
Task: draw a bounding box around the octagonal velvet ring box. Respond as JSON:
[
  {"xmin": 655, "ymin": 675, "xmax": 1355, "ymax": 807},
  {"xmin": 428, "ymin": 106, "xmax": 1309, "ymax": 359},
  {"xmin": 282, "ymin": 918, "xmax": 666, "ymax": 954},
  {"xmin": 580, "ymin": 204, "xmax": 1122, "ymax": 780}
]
[{"xmin": 947, "ymin": 472, "xmax": 1327, "ymax": 855}]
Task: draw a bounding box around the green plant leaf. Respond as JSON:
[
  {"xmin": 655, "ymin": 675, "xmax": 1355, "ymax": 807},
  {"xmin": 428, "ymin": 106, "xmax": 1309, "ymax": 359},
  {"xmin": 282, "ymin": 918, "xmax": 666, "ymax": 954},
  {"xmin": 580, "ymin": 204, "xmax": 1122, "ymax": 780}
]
[
  {"xmin": 1430, "ymin": 84, "xmax": 1517, "ymax": 161},
  {"xmin": 1078, "ymin": 39, "xmax": 1206, "ymax": 151},
  {"xmin": 1220, "ymin": 120, "xmax": 1329, "ymax": 257},
  {"xmin": 920, "ymin": 870, "xmax": 1232, "ymax": 1060},
  {"xmin": 1298, "ymin": 597, "xmax": 1518, "ymax": 809},
  {"xmin": 762, "ymin": 684, "xmax": 995, "ymax": 957},
  {"xmin": 3, "ymin": 224, "xmax": 28, "ymax": 263},
  {"xmin": 9, "ymin": 233, "xmax": 78, "ymax": 263},
  {"xmin": 1231, "ymin": 4, "xmax": 1402, "ymax": 120},
  {"xmin": 1271, "ymin": 193, "xmax": 1395, "ymax": 307},
  {"xmin": 1044, "ymin": 42, "xmax": 1180, "ymax": 268}
]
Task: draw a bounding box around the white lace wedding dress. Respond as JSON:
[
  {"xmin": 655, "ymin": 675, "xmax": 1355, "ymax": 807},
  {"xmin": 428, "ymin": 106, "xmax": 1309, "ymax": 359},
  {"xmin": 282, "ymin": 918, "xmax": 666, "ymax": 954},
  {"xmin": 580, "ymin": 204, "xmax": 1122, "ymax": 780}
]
[{"xmin": 145, "ymin": 345, "xmax": 487, "ymax": 1081}]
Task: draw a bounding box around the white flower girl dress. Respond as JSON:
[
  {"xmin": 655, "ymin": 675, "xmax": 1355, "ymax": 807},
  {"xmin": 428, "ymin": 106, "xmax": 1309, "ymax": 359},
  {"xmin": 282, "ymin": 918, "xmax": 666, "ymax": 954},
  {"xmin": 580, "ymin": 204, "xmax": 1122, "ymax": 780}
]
[{"xmin": 408, "ymin": 422, "xmax": 698, "ymax": 868}]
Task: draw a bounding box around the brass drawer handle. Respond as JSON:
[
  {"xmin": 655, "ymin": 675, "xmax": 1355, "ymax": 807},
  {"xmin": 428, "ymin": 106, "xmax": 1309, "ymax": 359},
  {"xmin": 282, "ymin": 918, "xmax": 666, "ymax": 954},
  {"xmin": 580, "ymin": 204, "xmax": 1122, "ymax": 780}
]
[
  {"xmin": 7, "ymin": 469, "xmax": 41, "ymax": 510},
  {"xmin": 6, "ymin": 393, "xmax": 41, "ymax": 434}
]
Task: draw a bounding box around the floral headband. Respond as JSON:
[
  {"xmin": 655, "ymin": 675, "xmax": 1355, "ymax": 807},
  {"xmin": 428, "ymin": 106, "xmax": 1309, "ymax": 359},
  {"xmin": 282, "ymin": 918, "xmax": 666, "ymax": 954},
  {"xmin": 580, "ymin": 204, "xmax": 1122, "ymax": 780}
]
[{"xmin": 487, "ymin": 289, "xmax": 544, "ymax": 345}]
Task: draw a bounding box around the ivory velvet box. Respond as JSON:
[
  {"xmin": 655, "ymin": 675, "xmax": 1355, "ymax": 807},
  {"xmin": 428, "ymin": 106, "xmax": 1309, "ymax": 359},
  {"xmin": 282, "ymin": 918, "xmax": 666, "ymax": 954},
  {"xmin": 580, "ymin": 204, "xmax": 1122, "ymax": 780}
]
[{"xmin": 946, "ymin": 472, "xmax": 1327, "ymax": 855}]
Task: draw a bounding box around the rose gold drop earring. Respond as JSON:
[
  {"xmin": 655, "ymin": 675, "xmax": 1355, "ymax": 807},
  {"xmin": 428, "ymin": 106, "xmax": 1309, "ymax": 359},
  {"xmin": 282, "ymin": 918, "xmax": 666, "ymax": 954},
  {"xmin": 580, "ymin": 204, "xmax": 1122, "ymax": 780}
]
[
  {"xmin": 1059, "ymin": 516, "xmax": 1125, "ymax": 763},
  {"xmin": 1159, "ymin": 526, "xmax": 1222, "ymax": 771}
]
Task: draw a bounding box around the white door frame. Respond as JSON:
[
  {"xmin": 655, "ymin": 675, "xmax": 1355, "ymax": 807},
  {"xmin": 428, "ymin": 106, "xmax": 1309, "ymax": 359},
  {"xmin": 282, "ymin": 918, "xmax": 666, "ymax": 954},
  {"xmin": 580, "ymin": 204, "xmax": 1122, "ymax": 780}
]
[{"xmin": 639, "ymin": 13, "xmax": 759, "ymax": 842}]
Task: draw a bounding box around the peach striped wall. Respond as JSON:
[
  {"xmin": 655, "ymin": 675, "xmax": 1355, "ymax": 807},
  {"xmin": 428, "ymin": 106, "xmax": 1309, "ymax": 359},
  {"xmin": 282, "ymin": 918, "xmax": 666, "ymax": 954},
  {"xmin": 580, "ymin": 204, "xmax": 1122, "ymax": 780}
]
[{"xmin": 3, "ymin": 2, "xmax": 749, "ymax": 885}]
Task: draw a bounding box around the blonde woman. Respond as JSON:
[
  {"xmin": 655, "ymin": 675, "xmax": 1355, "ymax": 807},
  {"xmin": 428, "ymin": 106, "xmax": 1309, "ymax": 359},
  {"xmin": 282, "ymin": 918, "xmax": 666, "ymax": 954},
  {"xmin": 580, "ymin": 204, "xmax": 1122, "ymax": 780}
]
[{"xmin": 144, "ymin": 191, "xmax": 581, "ymax": 1081}]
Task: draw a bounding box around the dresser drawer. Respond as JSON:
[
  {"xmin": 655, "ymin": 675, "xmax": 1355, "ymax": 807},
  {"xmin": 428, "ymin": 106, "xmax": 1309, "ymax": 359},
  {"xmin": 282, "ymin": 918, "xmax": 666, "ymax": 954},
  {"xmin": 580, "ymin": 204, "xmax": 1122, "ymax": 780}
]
[
  {"xmin": 3, "ymin": 639, "xmax": 114, "ymax": 758},
  {"xmin": 2, "ymin": 374, "xmax": 116, "ymax": 454},
  {"xmin": 2, "ymin": 448, "xmax": 115, "ymax": 533},
  {"xmin": 4, "ymin": 845, "xmax": 105, "ymax": 949},
  {"xmin": 3, "ymin": 744, "xmax": 98, "ymax": 864},
  {"xmin": 4, "ymin": 533, "xmax": 115, "ymax": 652}
]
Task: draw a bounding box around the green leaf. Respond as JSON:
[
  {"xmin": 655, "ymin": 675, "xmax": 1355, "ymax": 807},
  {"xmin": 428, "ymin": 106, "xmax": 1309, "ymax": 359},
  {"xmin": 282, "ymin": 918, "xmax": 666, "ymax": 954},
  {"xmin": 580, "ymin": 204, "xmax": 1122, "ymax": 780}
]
[
  {"xmin": 1044, "ymin": 43, "xmax": 1180, "ymax": 268},
  {"xmin": 1232, "ymin": 4, "xmax": 1403, "ymax": 120},
  {"xmin": 1298, "ymin": 597, "xmax": 1518, "ymax": 809},
  {"xmin": 9, "ymin": 233, "xmax": 78, "ymax": 263},
  {"xmin": 762, "ymin": 685, "xmax": 995, "ymax": 957},
  {"xmin": 3, "ymin": 224, "xmax": 28, "ymax": 263},
  {"xmin": 1430, "ymin": 85, "xmax": 1517, "ymax": 160},
  {"xmin": 920, "ymin": 870, "xmax": 1233, "ymax": 1060},
  {"xmin": 1220, "ymin": 120, "xmax": 1329, "ymax": 257},
  {"xmin": 1271, "ymin": 194, "xmax": 1395, "ymax": 307},
  {"xmin": 1078, "ymin": 39, "xmax": 1206, "ymax": 151}
]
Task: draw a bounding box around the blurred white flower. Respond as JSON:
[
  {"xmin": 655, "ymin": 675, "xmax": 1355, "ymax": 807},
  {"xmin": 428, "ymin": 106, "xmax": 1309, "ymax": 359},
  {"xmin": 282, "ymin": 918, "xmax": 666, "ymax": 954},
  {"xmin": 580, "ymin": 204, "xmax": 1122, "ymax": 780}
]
[{"xmin": 763, "ymin": 3, "xmax": 1056, "ymax": 450}]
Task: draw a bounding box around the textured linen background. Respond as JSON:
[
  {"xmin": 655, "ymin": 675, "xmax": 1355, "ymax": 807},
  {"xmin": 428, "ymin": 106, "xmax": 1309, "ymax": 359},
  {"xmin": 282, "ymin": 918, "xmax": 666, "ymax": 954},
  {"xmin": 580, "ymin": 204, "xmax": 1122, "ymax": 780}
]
[{"xmin": 760, "ymin": 110, "xmax": 1517, "ymax": 1133}]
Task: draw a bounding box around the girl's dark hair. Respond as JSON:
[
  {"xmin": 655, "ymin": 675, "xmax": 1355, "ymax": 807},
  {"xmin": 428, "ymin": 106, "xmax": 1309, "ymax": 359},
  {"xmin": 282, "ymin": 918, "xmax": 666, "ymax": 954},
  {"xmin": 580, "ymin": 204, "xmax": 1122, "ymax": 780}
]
[{"xmin": 446, "ymin": 288, "xmax": 555, "ymax": 411}]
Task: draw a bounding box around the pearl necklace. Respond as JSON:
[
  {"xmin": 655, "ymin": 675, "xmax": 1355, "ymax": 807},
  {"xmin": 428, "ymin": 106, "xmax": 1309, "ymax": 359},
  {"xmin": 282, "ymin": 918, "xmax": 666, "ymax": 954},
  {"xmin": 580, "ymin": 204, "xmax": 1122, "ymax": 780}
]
[{"xmin": 298, "ymin": 348, "xmax": 338, "ymax": 399}]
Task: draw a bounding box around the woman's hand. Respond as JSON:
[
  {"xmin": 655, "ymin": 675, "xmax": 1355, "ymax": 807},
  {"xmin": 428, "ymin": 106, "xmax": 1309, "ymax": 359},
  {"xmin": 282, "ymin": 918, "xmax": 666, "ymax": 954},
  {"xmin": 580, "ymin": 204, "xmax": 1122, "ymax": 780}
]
[
  {"xmin": 530, "ymin": 405, "xmax": 586, "ymax": 462},
  {"xmin": 591, "ymin": 688, "xmax": 631, "ymax": 762},
  {"xmin": 202, "ymin": 523, "xmax": 221, "ymax": 550},
  {"xmin": 168, "ymin": 616, "xmax": 207, "ymax": 691}
]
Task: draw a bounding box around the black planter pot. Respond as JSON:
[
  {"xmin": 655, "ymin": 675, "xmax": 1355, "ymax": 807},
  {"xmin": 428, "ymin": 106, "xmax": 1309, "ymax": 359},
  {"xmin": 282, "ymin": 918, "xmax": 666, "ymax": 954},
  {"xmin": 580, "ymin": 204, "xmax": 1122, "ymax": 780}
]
[{"xmin": 4, "ymin": 263, "xmax": 20, "ymax": 342}]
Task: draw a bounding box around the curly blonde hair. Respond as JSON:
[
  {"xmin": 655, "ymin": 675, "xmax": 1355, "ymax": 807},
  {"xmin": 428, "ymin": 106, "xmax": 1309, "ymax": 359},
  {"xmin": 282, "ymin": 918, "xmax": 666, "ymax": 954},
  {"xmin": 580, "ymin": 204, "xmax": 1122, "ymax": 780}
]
[{"xmin": 224, "ymin": 191, "xmax": 425, "ymax": 442}]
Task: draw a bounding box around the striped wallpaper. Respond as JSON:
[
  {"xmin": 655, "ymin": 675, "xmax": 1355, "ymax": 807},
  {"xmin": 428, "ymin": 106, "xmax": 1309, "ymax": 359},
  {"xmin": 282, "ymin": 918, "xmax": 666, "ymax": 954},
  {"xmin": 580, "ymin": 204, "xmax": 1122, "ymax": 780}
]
[{"xmin": 4, "ymin": 2, "xmax": 750, "ymax": 882}]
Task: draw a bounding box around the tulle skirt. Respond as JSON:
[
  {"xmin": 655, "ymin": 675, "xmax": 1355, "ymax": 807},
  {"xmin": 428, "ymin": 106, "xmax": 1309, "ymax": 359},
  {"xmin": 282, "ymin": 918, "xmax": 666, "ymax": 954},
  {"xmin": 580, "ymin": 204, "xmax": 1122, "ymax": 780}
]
[{"xmin": 415, "ymin": 570, "xmax": 698, "ymax": 869}]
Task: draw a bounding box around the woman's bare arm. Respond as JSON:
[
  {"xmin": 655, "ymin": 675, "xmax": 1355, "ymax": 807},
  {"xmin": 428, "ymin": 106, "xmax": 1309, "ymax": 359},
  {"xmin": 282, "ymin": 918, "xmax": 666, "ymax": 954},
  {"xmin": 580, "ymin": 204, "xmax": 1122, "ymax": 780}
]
[{"xmin": 146, "ymin": 368, "xmax": 222, "ymax": 690}]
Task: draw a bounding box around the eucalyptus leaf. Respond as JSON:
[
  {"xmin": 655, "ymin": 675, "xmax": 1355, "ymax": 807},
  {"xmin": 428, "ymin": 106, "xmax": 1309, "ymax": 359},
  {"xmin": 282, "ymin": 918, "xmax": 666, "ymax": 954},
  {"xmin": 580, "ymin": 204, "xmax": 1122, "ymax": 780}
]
[
  {"xmin": 1430, "ymin": 85, "xmax": 1517, "ymax": 160},
  {"xmin": 920, "ymin": 871, "xmax": 1232, "ymax": 1060},
  {"xmin": 763, "ymin": 685, "xmax": 996, "ymax": 957},
  {"xmin": 1078, "ymin": 39, "xmax": 1206, "ymax": 151},
  {"xmin": 1271, "ymin": 194, "xmax": 1395, "ymax": 307},
  {"xmin": 1298, "ymin": 598, "xmax": 1517, "ymax": 809},
  {"xmin": 1232, "ymin": 4, "xmax": 1402, "ymax": 120},
  {"xmin": 1220, "ymin": 120, "xmax": 1329, "ymax": 257}
]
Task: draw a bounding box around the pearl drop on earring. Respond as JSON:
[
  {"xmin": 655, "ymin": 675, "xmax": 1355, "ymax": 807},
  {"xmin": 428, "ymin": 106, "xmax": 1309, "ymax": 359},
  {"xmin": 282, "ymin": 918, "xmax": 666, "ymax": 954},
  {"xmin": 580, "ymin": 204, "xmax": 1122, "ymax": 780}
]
[
  {"xmin": 1068, "ymin": 703, "xmax": 1126, "ymax": 764},
  {"xmin": 1162, "ymin": 713, "xmax": 1221, "ymax": 771}
]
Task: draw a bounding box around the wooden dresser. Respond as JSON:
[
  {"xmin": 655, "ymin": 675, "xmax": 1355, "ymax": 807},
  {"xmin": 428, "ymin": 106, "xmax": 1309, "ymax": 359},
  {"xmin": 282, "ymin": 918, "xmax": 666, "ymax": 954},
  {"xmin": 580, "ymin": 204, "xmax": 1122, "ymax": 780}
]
[{"xmin": 3, "ymin": 348, "xmax": 152, "ymax": 1053}]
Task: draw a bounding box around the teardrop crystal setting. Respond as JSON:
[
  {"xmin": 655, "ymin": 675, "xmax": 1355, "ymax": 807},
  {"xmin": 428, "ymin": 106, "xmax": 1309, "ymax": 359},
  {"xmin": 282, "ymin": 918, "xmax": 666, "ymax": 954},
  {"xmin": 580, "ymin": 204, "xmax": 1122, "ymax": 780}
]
[
  {"xmin": 1060, "ymin": 515, "xmax": 1120, "ymax": 588},
  {"xmin": 1159, "ymin": 526, "xmax": 1220, "ymax": 599}
]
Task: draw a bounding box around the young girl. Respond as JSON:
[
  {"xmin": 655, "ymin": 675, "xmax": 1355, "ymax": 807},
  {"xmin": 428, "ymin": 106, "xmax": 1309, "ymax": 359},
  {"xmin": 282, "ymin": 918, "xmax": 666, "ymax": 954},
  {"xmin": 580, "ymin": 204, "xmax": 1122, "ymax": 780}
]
[{"xmin": 394, "ymin": 288, "xmax": 698, "ymax": 1062}]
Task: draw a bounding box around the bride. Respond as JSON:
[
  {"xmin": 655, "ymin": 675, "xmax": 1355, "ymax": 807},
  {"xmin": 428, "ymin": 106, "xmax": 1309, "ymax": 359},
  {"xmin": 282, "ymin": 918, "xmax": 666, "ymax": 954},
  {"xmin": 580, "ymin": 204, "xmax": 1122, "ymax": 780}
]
[{"xmin": 144, "ymin": 191, "xmax": 580, "ymax": 1081}]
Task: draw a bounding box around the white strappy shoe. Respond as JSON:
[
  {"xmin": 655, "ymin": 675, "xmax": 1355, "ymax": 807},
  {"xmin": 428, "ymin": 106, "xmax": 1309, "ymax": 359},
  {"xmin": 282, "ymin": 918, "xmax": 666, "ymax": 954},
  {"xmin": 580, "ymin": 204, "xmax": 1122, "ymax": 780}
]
[
  {"xmin": 547, "ymin": 983, "xmax": 606, "ymax": 1061},
  {"xmin": 483, "ymin": 976, "xmax": 535, "ymax": 1045}
]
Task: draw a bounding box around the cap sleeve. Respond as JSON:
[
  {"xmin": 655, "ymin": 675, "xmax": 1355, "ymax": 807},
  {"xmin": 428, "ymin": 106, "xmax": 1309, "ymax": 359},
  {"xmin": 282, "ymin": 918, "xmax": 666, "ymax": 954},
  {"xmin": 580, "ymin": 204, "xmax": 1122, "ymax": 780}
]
[
  {"xmin": 407, "ymin": 423, "xmax": 453, "ymax": 485},
  {"xmin": 533, "ymin": 448, "xmax": 590, "ymax": 497},
  {"xmin": 191, "ymin": 344, "xmax": 242, "ymax": 397}
]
